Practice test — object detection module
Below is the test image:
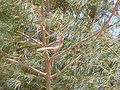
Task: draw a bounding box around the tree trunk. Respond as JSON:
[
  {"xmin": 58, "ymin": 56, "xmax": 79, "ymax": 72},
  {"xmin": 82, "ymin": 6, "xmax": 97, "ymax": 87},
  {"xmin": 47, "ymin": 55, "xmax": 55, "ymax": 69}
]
[
  {"xmin": 45, "ymin": 51, "xmax": 51, "ymax": 90},
  {"xmin": 41, "ymin": 0, "xmax": 51, "ymax": 89}
]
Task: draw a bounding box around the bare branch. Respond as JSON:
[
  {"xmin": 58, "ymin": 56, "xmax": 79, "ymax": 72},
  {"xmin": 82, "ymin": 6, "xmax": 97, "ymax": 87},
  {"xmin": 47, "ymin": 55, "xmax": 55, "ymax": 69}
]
[
  {"xmin": 2, "ymin": 57, "xmax": 46, "ymax": 77},
  {"xmin": 49, "ymin": 0, "xmax": 120, "ymax": 61},
  {"xmin": 95, "ymin": 0, "xmax": 120, "ymax": 39},
  {"xmin": 18, "ymin": 31, "xmax": 43, "ymax": 45},
  {"xmin": 45, "ymin": 33, "xmax": 56, "ymax": 39},
  {"xmin": 51, "ymin": 54, "xmax": 83, "ymax": 78},
  {"xmin": 107, "ymin": 45, "xmax": 120, "ymax": 57},
  {"xmin": 3, "ymin": 38, "xmax": 26, "ymax": 44}
]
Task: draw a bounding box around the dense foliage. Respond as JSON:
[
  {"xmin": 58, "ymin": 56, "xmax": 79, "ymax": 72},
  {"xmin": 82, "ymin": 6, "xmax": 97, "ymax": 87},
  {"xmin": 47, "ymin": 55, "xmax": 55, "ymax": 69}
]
[{"xmin": 0, "ymin": 0, "xmax": 120, "ymax": 89}]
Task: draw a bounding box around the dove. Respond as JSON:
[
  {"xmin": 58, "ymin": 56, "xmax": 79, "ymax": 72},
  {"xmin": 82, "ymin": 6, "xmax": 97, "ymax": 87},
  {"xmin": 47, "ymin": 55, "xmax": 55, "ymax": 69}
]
[{"xmin": 37, "ymin": 36, "xmax": 64, "ymax": 51}]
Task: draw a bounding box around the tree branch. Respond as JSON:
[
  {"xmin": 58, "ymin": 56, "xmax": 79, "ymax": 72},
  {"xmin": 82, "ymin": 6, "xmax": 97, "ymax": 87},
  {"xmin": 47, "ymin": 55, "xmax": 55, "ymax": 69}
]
[
  {"xmin": 41, "ymin": 1, "xmax": 51, "ymax": 90},
  {"xmin": 2, "ymin": 57, "xmax": 46, "ymax": 77},
  {"xmin": 49, "ymin": 0, "xmax": 120, "ymax": 61},
  {"xmin": 107, "ymin": 45, "xmax": 120, "ymax": 57},
  {"xmin": 51, "ymin": 54, "xmax": 82, "ymax": 78},
  {"xmin": 95, "ymin": 0, "xmax": 120, "ymax": 39},
  {"xmin": 18, "ymin": 31, "xmax": 43, "ymax": 45}
]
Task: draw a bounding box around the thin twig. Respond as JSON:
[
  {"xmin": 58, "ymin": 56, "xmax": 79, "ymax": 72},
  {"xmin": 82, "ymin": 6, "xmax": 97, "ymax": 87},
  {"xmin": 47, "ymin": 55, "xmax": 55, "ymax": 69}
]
[
  {"xmin": 106, "ymin": 20, "xmax": 120, "ymax": 30},
  {"xmin": 49, "ymin": 0, "xmax": 120, "ymax": 61},
  {"xmin": 107, "ymin": 45, "xmax": 119, "ymax": 57},
  {"xmin": 18, "ymin": 31, "xmax": 43, "ymax": 45},
  {"xmin": 3, "ymin": 38, "xmax": 26, "ymax": 44},
  {"xmin": 45, "ymin": 33, "xmax": 56, "ymax": 39},
  {"xmin": 31, "ymin": 30, "xmax": 41, "ymax": 38},
  {"xmin": 51, "ymin": 54, "xmax": 82, "ymax": 78},
  {"xmin": 2, "ymin": 57, "xmax": 46, "ymax": 77}
]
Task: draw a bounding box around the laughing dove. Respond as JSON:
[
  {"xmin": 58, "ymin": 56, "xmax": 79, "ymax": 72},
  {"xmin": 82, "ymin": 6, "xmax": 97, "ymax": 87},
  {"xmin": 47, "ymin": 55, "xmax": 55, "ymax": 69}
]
[{"xmin": 37, "ymin": 36, "xmax": 64, "ymax": 51}]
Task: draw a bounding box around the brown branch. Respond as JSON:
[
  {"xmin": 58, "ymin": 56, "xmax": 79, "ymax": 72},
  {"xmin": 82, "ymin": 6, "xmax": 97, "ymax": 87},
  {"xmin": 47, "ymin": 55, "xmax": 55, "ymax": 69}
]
[
  {"xmin": 3, "ymin": 38, "xmax": 26, "ymax": 44},
  {"xmin": 18, "ymin": 31, "xmax": 43, "ymax": 45},
  {"xmin": 49, "ymin": 0, "xmax": 120, "ymax": 61},
  {"xmin": 106, "ymin": 20, "xmax": 120, "ymax": 30},
  {"xmin": 95, "ymin": 0, "xmax": 120, "ymax": 39},
  {"xmin": 51, "ymin": 54, "xmax": 82, "ymax": 79},
  {"xmin": 41, "ymin": 1, "xmax": 51, "ymax": 90},
  {"xmin": 45, "ymin": 33, "xmax": 56, "ymax": 39},
  {"xmin": 31, "ymin": 30, "xmax": 41, "ymax": 38},
  {"xmin": 107, "ymin": 45, "xmax": 120, "ymax": 57},
  {"xmin": 2, "ymin": 57, "xmax": 46, "ymax": 77}
]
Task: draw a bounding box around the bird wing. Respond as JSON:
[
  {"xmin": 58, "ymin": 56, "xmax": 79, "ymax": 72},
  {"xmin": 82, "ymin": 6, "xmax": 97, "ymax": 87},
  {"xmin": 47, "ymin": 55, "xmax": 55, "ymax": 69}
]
[
  {"xmin": 37, "ymin": 46, "xmax": 59, "ymax": 51},
  {"xmin": 37, "ymin": 47, "xmax": 52, "ymax": 51},
  {"xmin": 47, "ymin": 40, "xmax": 59, "ymax": 47},
  {"xmin": 37, "ymin": 40, "xmax": 61, "ymax": 51}
]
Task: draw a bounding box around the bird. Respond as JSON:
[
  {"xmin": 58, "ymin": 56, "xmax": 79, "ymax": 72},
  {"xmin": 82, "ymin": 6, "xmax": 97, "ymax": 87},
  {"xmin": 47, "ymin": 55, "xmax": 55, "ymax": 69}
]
[{"xmin": 37, "ymin": 36, "xmax": 64, "ymax": 51}]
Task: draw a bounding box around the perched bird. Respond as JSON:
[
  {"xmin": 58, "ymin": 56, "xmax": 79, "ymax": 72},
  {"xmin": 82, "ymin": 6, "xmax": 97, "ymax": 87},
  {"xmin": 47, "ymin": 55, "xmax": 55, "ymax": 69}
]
[{"xmin": 37, "ymin": 36, "xmax": 64, "ymax": 51}]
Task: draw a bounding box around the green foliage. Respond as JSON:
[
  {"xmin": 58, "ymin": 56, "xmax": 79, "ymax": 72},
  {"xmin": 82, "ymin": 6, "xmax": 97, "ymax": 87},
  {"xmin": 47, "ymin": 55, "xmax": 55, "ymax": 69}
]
[{"xmin": 0, "ymin": 0, "xmax": 120, "ymax": 90}]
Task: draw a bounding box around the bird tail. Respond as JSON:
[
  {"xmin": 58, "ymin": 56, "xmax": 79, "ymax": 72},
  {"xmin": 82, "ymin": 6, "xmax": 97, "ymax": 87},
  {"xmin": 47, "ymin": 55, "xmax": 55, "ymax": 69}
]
[{"xmin": 37, "ymin": 47, "xmax": 54, "ymax": 51}]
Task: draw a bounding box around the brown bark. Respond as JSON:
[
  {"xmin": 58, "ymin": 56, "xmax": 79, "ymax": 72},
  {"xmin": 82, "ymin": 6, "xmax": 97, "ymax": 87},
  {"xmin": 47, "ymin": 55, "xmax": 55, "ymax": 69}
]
[
  {"xmin": 2, "ymin": 58, "xmax": 46, "ymax": 77},
  {"xmin": 44, "ymin": 52, "xmax": 51, "ymax": 90},
  {"xmin": 41, "ymin": 1, "xmax": 51, "ymax": 89}
]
